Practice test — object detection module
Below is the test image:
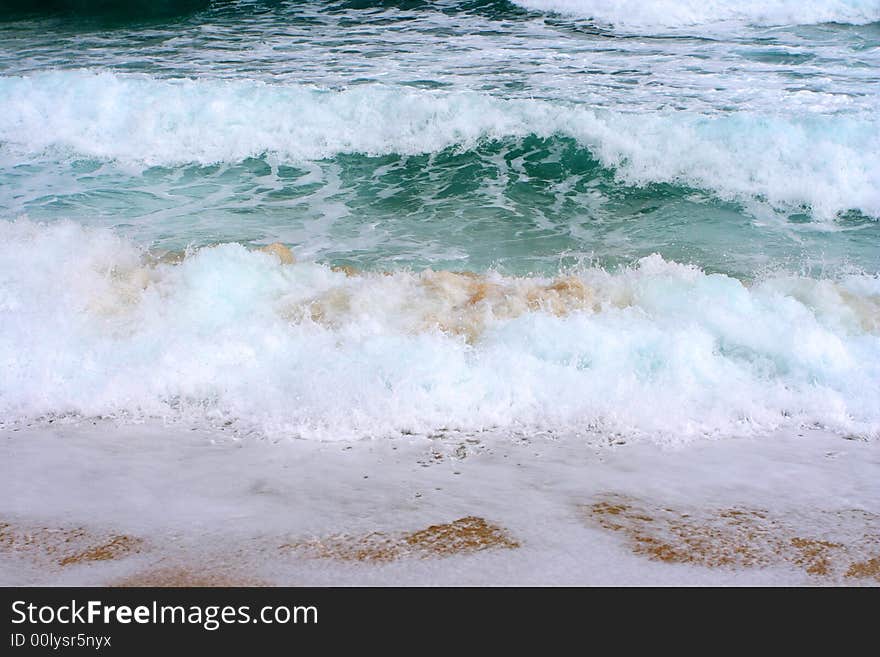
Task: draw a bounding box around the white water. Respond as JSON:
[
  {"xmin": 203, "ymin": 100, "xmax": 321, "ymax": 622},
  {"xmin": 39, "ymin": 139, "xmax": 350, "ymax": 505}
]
[
  {"xmin": 2, "ymin": 421, "xmax": 878, "ymax": 585},
  {"xmin": 1, "ymin": 220, "xmax": 878, "ymax": 441},
  {"xmin": 513, "ymin": 0, "xmax": 880, "ymax": 30},
  {"xmin": 3, "ymin": 71, "xmax": 879, "ymax": 220}
]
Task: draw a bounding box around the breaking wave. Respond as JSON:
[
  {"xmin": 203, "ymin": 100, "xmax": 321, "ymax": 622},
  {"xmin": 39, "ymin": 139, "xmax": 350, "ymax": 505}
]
[
  {"xmin": 511, "ymin": 0, "xmax": 880, "ymax": 30},
  {"xmin": 1, "ymin": 220, "xmax": 878, "ymax": 441},
  {"xmin": 2, "ymin": 71, "xmax": 879, "ymax": 220}
]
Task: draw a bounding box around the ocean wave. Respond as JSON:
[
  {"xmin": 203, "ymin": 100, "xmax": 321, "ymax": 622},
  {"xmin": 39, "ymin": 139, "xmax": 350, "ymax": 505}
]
[
  {"xmin": 1, "ymin": 220, "xmax": 878, "ymax": 441},
  {"xmin": 511, "ymin": 0, "xmax": 880, "ymax": 30},
  {"xmin": 2, "ymin": 71, "xmax": 878, "ymax": 220}
]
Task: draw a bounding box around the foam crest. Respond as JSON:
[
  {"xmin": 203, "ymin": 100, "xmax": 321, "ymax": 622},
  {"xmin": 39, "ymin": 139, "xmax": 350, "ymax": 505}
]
[
  {"xmin": 511, "ymin": 0, "xmax": 880, "ymax": 30},
  {"xmin": 1, "ymin": 220, "xmax": 878, "ymax": 441},
  {"xmin": 2, "ymin": 71, "xmax": 877, "ymax": 220}
]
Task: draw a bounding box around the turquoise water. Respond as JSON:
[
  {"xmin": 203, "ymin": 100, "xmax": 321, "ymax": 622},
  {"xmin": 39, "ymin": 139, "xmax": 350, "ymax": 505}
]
[
  {"xmin": 1, "ymin": 0, "xmax": 878, "ymax": 276},
  {"xmin": 1, "ymin": 1, "xmax": 879, "ymax": 441}
]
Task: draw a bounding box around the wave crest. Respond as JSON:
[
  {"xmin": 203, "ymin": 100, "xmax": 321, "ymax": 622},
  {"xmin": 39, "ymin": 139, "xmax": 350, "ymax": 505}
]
[
  {"xmin": 2, "ymin": 71, "xmax": 878, "ymax": 220},
  {"xmin": 1, "ymin": 220, "xmax": 878, "ymax": 441},
  {"xmin": 511, "ymin": 0, "xmax": 880, "ymax": 30}
]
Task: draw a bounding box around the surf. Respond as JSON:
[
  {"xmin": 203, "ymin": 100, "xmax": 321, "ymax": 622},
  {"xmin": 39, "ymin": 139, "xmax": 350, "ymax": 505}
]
[
  {"xmin": 511, "ymin": 0, "xmax": 880, "ymax": 30},
  {"xmin": 2, "ymin": 70, "xmax": 879, "ymax": 221},
  {"xmin": 1, "ymin": 220, "xmax": 878, "ymax": 442}
]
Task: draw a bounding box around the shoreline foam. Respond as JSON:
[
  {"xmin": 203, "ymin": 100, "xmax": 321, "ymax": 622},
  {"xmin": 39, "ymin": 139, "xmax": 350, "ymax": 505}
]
[{"xmin": 1, "ymin": 422, "xmax": 877, "ymax": 586}]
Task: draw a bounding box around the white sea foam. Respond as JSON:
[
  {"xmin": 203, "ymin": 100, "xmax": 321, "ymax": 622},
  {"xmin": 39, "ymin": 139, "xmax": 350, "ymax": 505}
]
[
  {"xmin": 511, "ymin": 0, "xmax": 880, "ymax": 30},
  {"xmin": 1, "ymin": 71, "xmax": 878, "ymax": 220},
  {"xmin": 1, "ymin": 220, "xmax": 877, "ymax": 441}
]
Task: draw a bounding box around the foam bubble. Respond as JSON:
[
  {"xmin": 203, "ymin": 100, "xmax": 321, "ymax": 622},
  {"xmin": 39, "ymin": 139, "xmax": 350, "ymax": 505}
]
[{"xmin": 1, "ymin": 220, "xmax": 877, "ymax": 441}]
